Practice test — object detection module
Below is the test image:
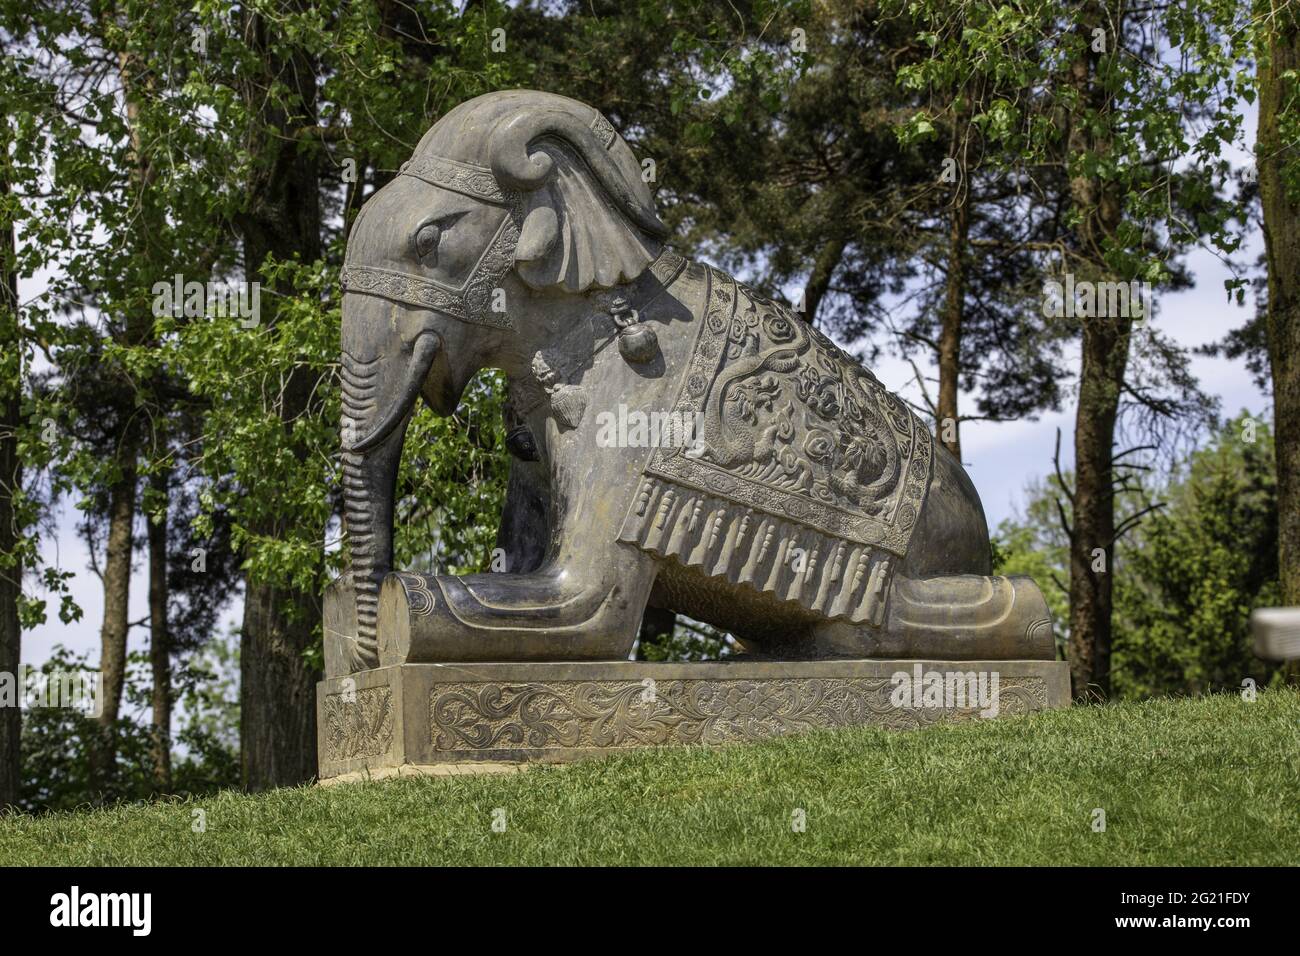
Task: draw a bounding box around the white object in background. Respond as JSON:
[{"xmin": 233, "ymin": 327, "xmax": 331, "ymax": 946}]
[{"xmin": 1250, "ymin": 607, "xmax": 1300, "ymax": 661}]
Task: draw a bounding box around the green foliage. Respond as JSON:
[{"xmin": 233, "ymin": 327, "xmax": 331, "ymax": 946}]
[
  {"xmin": 17, "ymin": 649, "xmax": 150, "ymax": 813},
  {"xmin": 991, "ymin": 480, "xmax": 1069, "ymax": 652},
  {"xmin": 165, "ymin": 257, "xmax": 342, "ymax": 598},
  {"xmin": 16, "ymin": 647, "xmax": 238, "ymax": 813},
  {"xmin": 1112, "ymin": 412, "xmax": 1282, "ymax": 698},
  {"xmin": 994, "ymin": 413, "xmax": 1284, "ymax": 698},
  {"xmin": 4, "ymin": 0, "xmax": 533, "ymax": 643},
  {"xmin": 636, "ymin": 619, "xmax": 734, "ymax": 662},
  {"xmin": 884, "ymin": 0, "xmax": 1259, "ymax": 286},
  {"xmin": 171, "ymin": 631, "xmax": 242, "ymax": 797},
  {"xmin": 395, "ymin": 373, "xmax": 509, "ymax": 575}
]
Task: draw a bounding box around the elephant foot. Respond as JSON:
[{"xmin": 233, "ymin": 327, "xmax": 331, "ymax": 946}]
[
  {"xmin": 807, "ymin": 574, "xmax": 1055, "ymax": 661},
  {"xmin": 376, "ymin": 570, "xmax": 641, "ymax": 664},
  {"xmin": 323, "ymin": 573, "xmax": 380, "ymax": 676}
]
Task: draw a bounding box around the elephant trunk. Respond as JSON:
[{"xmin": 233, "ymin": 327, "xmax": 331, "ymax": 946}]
[{"xmin": 339, "ymin": 311, "xmax": 443, "ymax": 667}]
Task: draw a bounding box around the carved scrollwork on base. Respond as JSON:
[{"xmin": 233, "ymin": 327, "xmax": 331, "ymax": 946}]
[{"xmin": 428, "ymin": 677, "xmax": 1049, "ymax": 753}]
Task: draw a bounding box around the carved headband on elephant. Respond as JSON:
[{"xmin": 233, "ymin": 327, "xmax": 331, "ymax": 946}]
[{"xmin": 340, "ymin": 90, "xmax": 670, "ymax": 331}]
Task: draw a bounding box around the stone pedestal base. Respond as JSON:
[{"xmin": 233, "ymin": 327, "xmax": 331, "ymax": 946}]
[{"xmin": 316, "ymin": 659, "xmax": 1071, "ymax": 780}]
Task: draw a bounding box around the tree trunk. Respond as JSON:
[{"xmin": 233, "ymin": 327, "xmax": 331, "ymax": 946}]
[
  {"xmin": 802, "ymin": 235, "xmax": 846, "ymax": 327},
  {"xmin": 0, "ymin": 165, "xmax": 21, "ymax": 809},
  {"xmin": 1068, "ymin": 320, "xmax": 1129, "ymax": 697},
  {"xmin": 936, "ymin": 190, "xmax": 969, "ymax": 458},
  {"xmin": 1065, "ymin": 2, "xmax": 1128, "ymax": 699},
  {"xmin": 1258, "ymin": 6, "xmax": 1300, "ymax": 610},
  {"xmin": 91, "ymin": 461, "xmax": 136, "ymax": 787},
  {"xmin": 148, "ymin": 469, "xmax": 171, "ymax": 793},
  {"xmin": 236, "ymin": 365, "xmax": 324, "ymax": 786},
  {"xmin": 236, "ymin": 7, "xmax": 324, "ymax": 790},
  {"xmin": 240, "ymin": 582, "xmax": 320, "ymax": 788},
  {"xmin": 85, "ymin": 28, "xmax": 154, "ymax": 792}
]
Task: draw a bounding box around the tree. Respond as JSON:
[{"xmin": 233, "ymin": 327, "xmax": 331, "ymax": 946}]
[
  {"xmin": 1256, "ymin": 0, "xmax": 1300, "ymax": 610},
  {"xmin": 994, "ymin": 413, "xmax": 1282, "ymax": 698},
  {"xmin": 0, "ymin": 11, "xmax": 95, "ymax": 804},
  {"xmin": 8, "ymin": 0, "xmax": 225, "ymax": 789},
  {"xmin": 1113, "ymin": 413, "xmax": 1282, "ymax": 696},
  {"xmin": 3, "ymin": 0, "xmax": 263, "ymax": 798},
  {"xmin": 0, "ymin": 110, "xmax": 20, "ymax": 809},
  {"xmin": 164, "ymin": 0, "xmax": 528, "ymax": 785},
  {"xmin": 219, "ymin": 3, "xmax": 329, "ymax": 791},
  {"xmin": 889, "ymin": 0, "xmax": 1250, "ymax": 697}
]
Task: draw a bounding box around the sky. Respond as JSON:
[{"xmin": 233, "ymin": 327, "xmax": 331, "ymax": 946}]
[{"xmin": 16, "ymin": 110, "xmax": 1271, "ymax": 676}]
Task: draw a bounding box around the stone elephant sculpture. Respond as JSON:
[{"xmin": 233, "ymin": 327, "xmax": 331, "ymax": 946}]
[{"xmin": 325, "ymin": 89, "xmax": 1053, "ymax": 676}]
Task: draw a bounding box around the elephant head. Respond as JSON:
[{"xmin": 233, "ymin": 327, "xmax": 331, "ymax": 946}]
[{"xmin": 338, "ymin": 90, "xmax": 669, "ymax": 666}]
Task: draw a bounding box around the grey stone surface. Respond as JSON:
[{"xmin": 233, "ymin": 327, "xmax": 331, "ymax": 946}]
[
  {"xmin": 319, "ymin": 761, "xmax": 525, "ymax": 787},
  {"xmin": 326, "ymin": 88, "xmax": 1059, "ymax": 677},
  {"xmin": 317, "ymin": 658, "xmax": 1071, "ymax": 778}
]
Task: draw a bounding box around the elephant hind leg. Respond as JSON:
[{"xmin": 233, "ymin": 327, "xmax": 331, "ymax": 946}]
[
  {"xmin": 809, "ymin": 574, "xmax": 1055, "ymax": 661},
  {"xmin": 901, "ymin": 444, "xmax": 992, "ymax": 577}
]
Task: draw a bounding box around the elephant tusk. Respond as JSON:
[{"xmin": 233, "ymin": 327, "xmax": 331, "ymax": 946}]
[{"xmin": 345, "ymin": 331, "xmax": 443, "ymax": 454}]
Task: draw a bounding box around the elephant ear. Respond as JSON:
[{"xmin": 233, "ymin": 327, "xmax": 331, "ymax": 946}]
[
  {"xmin": 512, "ymin": 142, "xmax": 660, "ymax": 293},
  {"xmin": 489, "ymin": 108, "xmax": 668, "ymax": 294}
]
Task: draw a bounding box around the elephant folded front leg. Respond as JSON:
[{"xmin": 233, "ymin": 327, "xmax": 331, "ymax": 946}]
[{"xmin": 376, "ymin": 569, "xmax": 647, "ymax": 663}]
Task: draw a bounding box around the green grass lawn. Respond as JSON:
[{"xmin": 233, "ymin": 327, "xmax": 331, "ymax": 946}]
[{"xmin": 3, "ymin": 689, "xmax": 1297, "ymax": 865}]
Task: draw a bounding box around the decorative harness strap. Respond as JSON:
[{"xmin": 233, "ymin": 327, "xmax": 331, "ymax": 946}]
[{"xmin": 509, "ymin": 248, "xmax": 688, "ymax": 419}]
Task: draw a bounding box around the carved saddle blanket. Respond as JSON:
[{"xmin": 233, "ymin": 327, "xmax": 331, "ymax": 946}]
[{"xmin": 617, "ymin": 265, "xmax": 934, "ymax": 626}]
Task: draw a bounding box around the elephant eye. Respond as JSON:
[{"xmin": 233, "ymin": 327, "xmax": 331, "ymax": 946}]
[
  {"xmin": 414, "ymin": 222, "xmax": 441, "ymax": 262},
  {"xmin": 413, "ymin": 212, "xmax": 467, "ymax": 264}
]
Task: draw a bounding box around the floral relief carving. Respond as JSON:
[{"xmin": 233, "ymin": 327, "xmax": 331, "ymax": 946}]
[
  {"xmin": 429, "ymin": 677, "xmax": 1049, "ymax": 753},
  {"xmin": 642, "ymin": 269, "xmax": 933, "ymax": 558},
  {"xmin": 399, "ymin": 155, "xmax": 520, "ymax": 206},
  {"xmin": 323, "ymin": 686, "xmax": 395, "ymax": 762}
]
